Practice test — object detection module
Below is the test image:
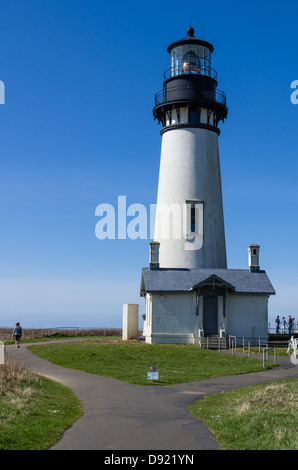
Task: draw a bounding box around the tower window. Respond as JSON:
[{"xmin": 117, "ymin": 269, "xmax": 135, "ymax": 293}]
[
  {"xmin": 190, "ymin": 110, "xmax": 197, "ymax": 123},
  {"xmin": 184, "ymin": 200, "xmax": 204, "ymax": 240},
  {"xmin": 191, "ymin": 206, "xmax": 196, "ymax": 232},
  {"xmin": 189, "ymin": 108, "xmax": 201, "ymax": 123}
]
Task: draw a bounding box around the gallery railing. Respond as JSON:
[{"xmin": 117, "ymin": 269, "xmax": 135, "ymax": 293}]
[{"xmin": 154, "ymin": 85, "xmax": 227, "ymax": 107}]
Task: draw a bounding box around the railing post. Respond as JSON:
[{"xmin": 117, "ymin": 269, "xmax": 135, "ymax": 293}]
[
  {"xmin": 263, "ymin": 346, "xmax": 277, "ymax": 368},
  {"xmin": 274, "ymin": 346, "xmax": 277, "ymax": 364},
  {"xmin": 229, "ymin": 335, "xmax": 237, "ymax": 353}
]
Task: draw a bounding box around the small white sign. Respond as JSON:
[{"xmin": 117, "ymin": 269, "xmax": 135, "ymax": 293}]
[{"xmin": 147, "ymin": 371, "xmax": 159, "ymax": 381}]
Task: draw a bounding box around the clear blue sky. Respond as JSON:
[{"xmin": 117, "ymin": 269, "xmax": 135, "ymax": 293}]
[{"xmin": 0, "ymin": 0, "xmax": 297, "ymax": 328}]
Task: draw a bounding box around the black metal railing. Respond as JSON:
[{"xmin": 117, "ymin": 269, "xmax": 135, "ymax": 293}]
[{"xmin": 154, "ymin": 85, "xmax": 227, "ymax": 107}]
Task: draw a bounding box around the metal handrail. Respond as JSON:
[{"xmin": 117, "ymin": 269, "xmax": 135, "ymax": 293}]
[
  {"xmin": 163, "ymin": 65, "xmax": 217, "ymax": 80},
  {"xmin": 263, "ymin": 347, "xmax": 277, "ymax": 367},
  {"xmin": 229, "ymin": 335, "xmax": 237, "ymax": 353},
  {"xmin": 219, "ymin": 323, "xmax": 226, "ymax": 338},
  {"xmin": 154, "ymin": 85, "xmax": 227, "ymax": 106}
]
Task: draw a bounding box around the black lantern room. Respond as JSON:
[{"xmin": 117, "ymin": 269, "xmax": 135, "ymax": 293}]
[{"xmin": 153, "ymin": 27, "xmax": 228, "ymax": 134}]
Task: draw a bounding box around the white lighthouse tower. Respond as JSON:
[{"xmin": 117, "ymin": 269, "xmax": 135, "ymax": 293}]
[
  {"xmin": 153, "ymin": 27, "xmax": 228, "ymax": 269},
  {"xmin": 140, "ymin": 27, "xmax": 275, "ymax": 345}
]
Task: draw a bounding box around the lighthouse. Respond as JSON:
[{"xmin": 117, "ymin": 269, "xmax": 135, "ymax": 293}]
[
  {"xmin": 153, "ymin": 27, "xmax": 227, "ymax": 269},
  {"xmin": 139, "ymin": 27, "xmax": 275, "ymax": 345}
]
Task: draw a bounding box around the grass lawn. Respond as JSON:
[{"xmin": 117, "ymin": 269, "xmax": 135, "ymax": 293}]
[
  {"xmin": 0, "ymin": 358, "xmax": 82, "ymax": 450},
  {"xmin": 3, "ymin": 335, "xmax": 117, "ymax": 346},
  {"xmin": 189, "ymin": 378, "xmax": 298, "ymax": 450},
  {"xmin": 28, "ymin": 340, "xmax": 278, "ymax": 385}
]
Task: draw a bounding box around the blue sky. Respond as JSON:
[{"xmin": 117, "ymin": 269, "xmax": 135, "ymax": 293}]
[{"xmin": 0, "ymin": 0, "xmax": 297, "ymax": 329}]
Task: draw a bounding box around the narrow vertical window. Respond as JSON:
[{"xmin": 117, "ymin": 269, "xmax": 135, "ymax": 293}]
[
  {"xmin": 184, "ymin": 200, "xmax": 204, "ymax": 239},
  {"xmin": 191, "ymin": 205, "xmax": 196, "ymax": 232},
  {"xmin": 184, "ymin": 200, "xmax": 204, "ymax": 249}
]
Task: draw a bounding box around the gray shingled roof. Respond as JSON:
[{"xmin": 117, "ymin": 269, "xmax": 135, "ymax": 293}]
[{"xmin": 140, "ymin": 268, "xmax": 275, "ymax": 296}]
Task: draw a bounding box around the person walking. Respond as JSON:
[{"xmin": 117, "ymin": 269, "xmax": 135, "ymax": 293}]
[
  {"xmin": 13, "ymin": 322, "xmax": 23, "ymax": 348},
  {"xmin": 275, "ymin": 315, "xmax": 280, "ymax": 333}
]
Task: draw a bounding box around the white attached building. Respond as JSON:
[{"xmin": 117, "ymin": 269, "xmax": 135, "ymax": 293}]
[{"xmin": 141, "ymin": 244, "xmax": 275, "ymax": 344}]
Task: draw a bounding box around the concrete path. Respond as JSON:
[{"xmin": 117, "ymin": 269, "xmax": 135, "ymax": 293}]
[{"xmin": 6, "ymin": 342, "xmax": 298, "ymax": 451}]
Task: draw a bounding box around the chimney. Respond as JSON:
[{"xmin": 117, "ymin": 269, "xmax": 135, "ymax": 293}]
[
  {"xmin": 247, "ymin": 244, "xmax": 260, "ymax": 272},
  {"xmin": 149, "ymin": 242, "xmax": 160, "ymax": 270}
]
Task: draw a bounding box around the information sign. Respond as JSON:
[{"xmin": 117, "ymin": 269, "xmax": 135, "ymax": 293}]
[{"xmin": 147, "ymin": 371, "xmax": 159, "ymax": 380}]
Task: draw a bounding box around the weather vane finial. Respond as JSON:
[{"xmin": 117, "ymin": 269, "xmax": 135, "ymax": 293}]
[{"xmin": 187, "ymin": 16, "xmax": 195, "ymax": 37}]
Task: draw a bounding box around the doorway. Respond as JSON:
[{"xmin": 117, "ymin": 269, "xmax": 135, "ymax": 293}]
[{"xmin": 203, "ymin": 292, "xmax": 218, "ymax": 335}]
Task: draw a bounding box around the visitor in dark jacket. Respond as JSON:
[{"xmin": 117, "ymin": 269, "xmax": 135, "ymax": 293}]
[{"xmin": 13, "ymin": 322, "xmax": 22, "ymax": 348}]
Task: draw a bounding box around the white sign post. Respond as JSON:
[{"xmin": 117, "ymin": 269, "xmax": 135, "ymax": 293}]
[{"xmin": 0, "ymin": 341, "xmax": 5, "ymax": 365}]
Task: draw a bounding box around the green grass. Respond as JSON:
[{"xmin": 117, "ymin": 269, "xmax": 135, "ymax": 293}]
[
  {"xmin": 28, "ymin": 340, "xmax": 278, "ymax": 385},
  {"xmin": 3, "ymin": 335, "xmax": 118, "ymax": 346},
  {"xmin": 0, "ymin": 358, "xmax": 82, "ymax": 450},
  {"xmin": 189, "ymin": 378, "xmax": 298, "ymax": 450}
]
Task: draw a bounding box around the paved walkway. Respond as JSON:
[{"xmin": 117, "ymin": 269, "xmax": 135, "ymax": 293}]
[{"xmin": 6, "ymin": 342, "xmax": 298, "ymax": 450}]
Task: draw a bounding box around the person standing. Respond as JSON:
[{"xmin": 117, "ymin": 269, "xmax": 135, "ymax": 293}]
[
  {"xmin": 281, "ymin": 317, "xmax": 286, "ymax": 334},
  {"xmin": 275, "ymin": 315, "xmax": 280, "ymax": 333},
  {"xmin": 288, "ymin": 316, "xmax": 293, "ymax": 335},
  {"xmin": 13, "ymin": 322, "xmax": 23, "ymax": 348}
]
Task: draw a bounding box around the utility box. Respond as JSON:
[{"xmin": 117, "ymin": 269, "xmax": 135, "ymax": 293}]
[
  {"xmin": 0, "ymin": 341, "xmax": 5, "ymax": 365},
  {"xmin": 122, "ymin": 304, "xmax": 139, "ymax": 340}
]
